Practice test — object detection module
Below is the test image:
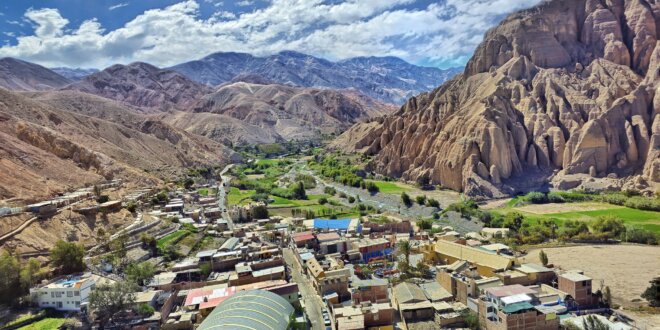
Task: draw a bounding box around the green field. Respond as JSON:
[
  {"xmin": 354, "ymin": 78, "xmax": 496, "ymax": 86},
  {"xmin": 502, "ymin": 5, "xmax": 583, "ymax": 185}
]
[
  {"xmin": 17, "ymin": 317, "xmax": 66, "ymax": 330},
  {"xmin": 373, "ymin": 181, "xmax": 411, "ymax": 194},
  {"xmin": 157, "ymin": 230, "xmax": 190, "ymax": 249},
  {"xmin": 494, "ymin": 203, "xmax": 660, "ymax": 233},
  {"xmin": 227, "ymin": 187, "xmax": 256, "ymax": 206},
  {"xmin": 268, "ymin": 194, "xmax": 327, "ymax": 207}
]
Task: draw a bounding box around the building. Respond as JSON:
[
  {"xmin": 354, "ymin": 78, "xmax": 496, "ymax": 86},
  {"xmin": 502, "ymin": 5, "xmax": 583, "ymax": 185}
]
[
  {"xmin": 228, "ymin": 202, "xmax": 267, "ymax": 222},
  {"xmin": 434, "ymin": 240, "xmax": 515, "ymax": 276},
  {"xmin": 30, "ymin": 273, "xmax": 101, "ymax": 311},
  {"xmin": 558, "ymin": 271, "xmax": 598, "ymax": 307},
  {"xmin": 393, "ymin": 282, "xmax": 434, "ymax": 321},
  {"xmin": 305, "ymin": 218, "xmax": 361, "ymax": 233},
  {"xmin": 332, "ymin": 302, "xmax": 395, "ymax": 330},
  {"xmin": 351, "ymin": 277, "xmax": 389, "ymax": 304},
  {"xmin": 478, "ymin": 285, "xmax": 560, "ymax": 330},
  {"xmin": 352, "ymin": 237, "xmax": 392, "ymax": 262},
  {"xmin": 197, "ymin": 290, "xmax": 294, "ymax": 330},
  {"xmin": 481, "ymin": 228, "xmax": 510, "ymax": 239}
]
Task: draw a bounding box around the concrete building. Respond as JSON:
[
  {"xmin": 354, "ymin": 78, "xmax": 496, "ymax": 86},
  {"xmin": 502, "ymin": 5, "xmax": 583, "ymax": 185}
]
[
  {"xmin": 30, "ymin": 273, "xmax": 101, "ymax": 311},
  {"xmin": 558, "ymin": 271, "xmax": 598, "ymax": 307},
  {"xmin": 393, "ymin": 282, "xmax": 434, "ymax": 321},
  {"xmin": 350, "ymin": 277, "xmax": 389, "ymax": 304},
  {"xmin": 478, "ymin": 285, "xmax": 560, "ymax": 330},
  {"xmin": 197, "ymin": 290, "xmax": 294, "ymax": 330},
  {"xmin": 434, "ymin": 240, "xmax": 516, "ymax": 276}
]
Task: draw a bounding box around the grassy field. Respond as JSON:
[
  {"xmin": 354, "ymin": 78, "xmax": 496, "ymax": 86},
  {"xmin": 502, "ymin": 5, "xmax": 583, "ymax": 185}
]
[
  {"xmin": 197, "ymin": 188, "xmax": 216, "ymax": 197},
  {"xmin": 373, "ymin": 181, "xmax": 411, "ymax": 194},
  {"xmin": 227, "ymin": 187, "xmax": 256, "ymax": 206},
  {"xmin": 17, "ymin": 317, "xmax": 66, "ymax": 330},
  {"xmin": 494, "ymin": 202, "xmax": 660, "ymax": 233},
  {"xmin": 157, "ymin": 230, "xmax": 189, "ymax": 249},
  {"xmin": 268, "ymin": 194, "xmax": 327, "ymax": 207}
]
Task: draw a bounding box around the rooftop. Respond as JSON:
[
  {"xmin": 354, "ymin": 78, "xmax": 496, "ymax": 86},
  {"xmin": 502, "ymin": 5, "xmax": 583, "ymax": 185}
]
[
  {"xmin": 197, "ymin": 290, "xmax": 294, "ymax": 330},
  {"xmin": 316, "ymin": 232, "xmax": 341, "ymax": 242},
  {"xmin": 560, "ymin": 272, "xmax": 591, "ymax": 282},
  {"xmin": 394, "ymin": 282, "xmax": 427, "ymax": 304},
  {"xmin": 485, "ymin": 284, "xmax": 536, "ymax": 298}
]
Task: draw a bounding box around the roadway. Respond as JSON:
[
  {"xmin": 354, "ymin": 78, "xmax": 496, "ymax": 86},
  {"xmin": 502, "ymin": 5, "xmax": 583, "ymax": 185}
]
[
  {"xmin": 217, "ymin": 164, "xmax": 235, "ymax": 231},
  {"xmin": 283, "ymin": 248, "xmax": 326, "ymax": 330}
]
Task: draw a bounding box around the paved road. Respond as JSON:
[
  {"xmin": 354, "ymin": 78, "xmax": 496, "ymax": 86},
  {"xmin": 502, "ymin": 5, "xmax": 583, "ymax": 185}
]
[
  {"xmin": 283, "ymin": 248, "xmax": 325, "ymax": 330},
  {"xmin": 217, "ymin": 164, "xmax": 235, "ymax": 230}
]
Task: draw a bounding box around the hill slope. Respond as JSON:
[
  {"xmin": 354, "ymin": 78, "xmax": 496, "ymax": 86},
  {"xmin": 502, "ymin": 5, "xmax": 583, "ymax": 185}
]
[
  {"xmin": 64, "ymin": 62, "xmax": 212, "ymax": 111},
  {"xmin": 0, "ymin": 88, "xmax": 238, "ymax": 202},
  {"xmin": 333, "ymin": 0, "xmax": 659, "ymax": 198},
  {"xmin": 0, "ymin": 58, "xmax": 71, "ymax": 91},
  {"xmin": 169, "ymin": 51, "xmax": 461, "ymax": 104}
]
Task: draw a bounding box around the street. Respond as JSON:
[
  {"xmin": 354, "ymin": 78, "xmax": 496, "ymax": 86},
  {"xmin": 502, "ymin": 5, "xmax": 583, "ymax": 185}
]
[
  {"xmin": 217, "ymin": 164, "xmax": 235, "ymax": 231},
  {"xmin": 283, "ymin": 248, "xmax": 326, "ymax": 330}
]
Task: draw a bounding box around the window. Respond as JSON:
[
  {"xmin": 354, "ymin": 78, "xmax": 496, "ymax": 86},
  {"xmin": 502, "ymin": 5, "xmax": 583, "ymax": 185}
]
[
  {"xmin": 51, "ymin": 292, "xmax": 55, "ymax": 298},
  {"xmin": 74, "ymin": 291, "xmax": 80, "ymax": 296},
  {"xmin": 67, "ymin": 291, "xmax": 73, "ymax": 297},
  {"xmin": 582, "ymin": 281, "xmax": 587, "ymax": 286},
  {"xmin": 75, "ymin": 302, "xmax": 80, "ymax": 307}
]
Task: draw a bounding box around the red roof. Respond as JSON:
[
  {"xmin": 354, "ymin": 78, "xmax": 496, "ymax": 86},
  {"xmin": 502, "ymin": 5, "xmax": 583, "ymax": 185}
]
[
  {"xmin": 292, "ymin": 231, "xmax": 315, "ymax": 243},
  {"xmin": 186, "ymin": 280, "xmax": 289, "ymax": 310}
]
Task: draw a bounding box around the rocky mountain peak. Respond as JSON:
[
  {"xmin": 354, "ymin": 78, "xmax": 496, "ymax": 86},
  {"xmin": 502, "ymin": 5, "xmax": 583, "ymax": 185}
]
[{"xmin": 333, "ymin": 0, "xmax": 660, "ymax": 198}]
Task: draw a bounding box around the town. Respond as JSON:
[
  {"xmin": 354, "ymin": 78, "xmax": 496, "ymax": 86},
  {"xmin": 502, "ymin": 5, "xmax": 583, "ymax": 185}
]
[{"xmin": 1, "ymin": 147, "xmax": 658, "ymax": 330}]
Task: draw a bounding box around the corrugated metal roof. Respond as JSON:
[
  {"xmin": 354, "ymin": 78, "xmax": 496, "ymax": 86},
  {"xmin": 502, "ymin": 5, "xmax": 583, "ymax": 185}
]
[
  {"xmin": 502, "ymin": 301, "xmax": 534, "ymax": 314},
  {"xmin": 198, "ymin": 289, "xmax": 294, "ymax": 330},
  {"xmin": 394, "ymin": 282, "xmax": 427, "ymax": 304}
]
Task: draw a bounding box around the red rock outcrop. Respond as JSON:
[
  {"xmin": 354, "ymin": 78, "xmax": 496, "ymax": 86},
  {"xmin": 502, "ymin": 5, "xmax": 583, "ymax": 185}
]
[{"xmin": 333, "ymin": 0, "xmax": 659, "ymax": 197}]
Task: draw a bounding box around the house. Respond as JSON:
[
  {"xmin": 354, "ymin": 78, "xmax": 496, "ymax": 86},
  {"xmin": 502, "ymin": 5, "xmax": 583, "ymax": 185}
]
[
  {"xmin": 558, "ymin": 271, "xmax": 598, "ymax": 307},
  {"xmin": 331, "ymin": 302, "xmax": 395, "ymax": 330},
  {"xmin": 434, "ymin": 240, "xmax": 515, "ymax": 276},
  {"xmin": 352, "ymin": 237, "xmax": 391, "ymax": 262},
  {"xmin": 30, "ymin": 273, "xmax": 106, "ymax": 311},
  {"xmin": 478, "ymin": 284, "xmax": 560, "ymax": 330},
  {"xmin": 351, "ymin": 277, "xmax": 389, "ymax": 304},
  {"xmin": 393, "ymin": 282, "xmax": 434, "ymax": 321},
  {"xmin": 291, "ymin": 231, "xmax": 316, "ymax": 248},
  {"xmin": 481, "ymin": 228, "xmax": 510, "ymax": 239}
]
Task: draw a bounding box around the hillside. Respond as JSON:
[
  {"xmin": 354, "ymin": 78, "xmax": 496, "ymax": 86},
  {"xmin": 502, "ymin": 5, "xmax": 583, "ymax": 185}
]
[
  {"xmin": 169, "ymin": 51, "xmax": 461, "ymax": 104},
  {"xmin": 64, "ymin": 62, "xmax": 212, "ymax": 111},
  {"xmin": 0, "ymin": 58, "xmax": 71, "ymax": 91},
  {"xmin": 333, "ymin": 0, "xmax": 660, "ymax": 198},
  {"xmin": 177, "ymin": 82, "xmax": 397, "ymax": 144},
  {"xmin": 0, "ymin": 88, "xmax": 239, "ymax": 202}
]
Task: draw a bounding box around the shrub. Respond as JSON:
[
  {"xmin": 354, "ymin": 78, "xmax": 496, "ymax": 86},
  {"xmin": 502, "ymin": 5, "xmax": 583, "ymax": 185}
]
[
  {"xmin": 318, "ymin": 197, "xmax": 328, "ymax": 205},
  {"xmin": 526, "ymin": 192, "xmax": 548, "ymax": 204},
  {"xmin": 416, "ymin": 195, "xmax": 427, "ymax": 205},
  {"xmin": 426, "ymin": 198, "xmax": 440, "ymax": 208},
  {"xmin": 348, "ymin": 196, "xmax": 356, "ymax": 203},
  {"xmin": 401, "ymin": 192, "xmax": 412, "ymax": 207},
  {"xmin": 417, "ymin": 218, "xmax": 433, "ymax": 230},
  {"xmin": 324, "ymin": 186, "xmax": 336, "ymax": 196},
  {"xmin": 623, "ymin": 196, "xmax": 660, "ymax": 211},
  {"xmin": 338, "ymin": 192, "xmax": 347, "ymax": 198},
  {"xmin": 365, "ymin": 181, "xmax": 379, "ymax": 194},
  {"xmin": 96, "ymin": 195, "xmax": 110, "ymax": 204}
]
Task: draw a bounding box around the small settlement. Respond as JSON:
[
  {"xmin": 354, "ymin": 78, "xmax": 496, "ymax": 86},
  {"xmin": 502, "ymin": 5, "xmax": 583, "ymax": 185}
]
[{"xmin": 20, "ymin": 180, "xmax": 637, "ymax": 330}]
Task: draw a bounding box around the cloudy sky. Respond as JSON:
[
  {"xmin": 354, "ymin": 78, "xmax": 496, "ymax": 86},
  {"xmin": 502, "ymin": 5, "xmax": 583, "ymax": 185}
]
[{"xmin": 0, "ymin": 0, "xmax": 542, "ymax": 69}]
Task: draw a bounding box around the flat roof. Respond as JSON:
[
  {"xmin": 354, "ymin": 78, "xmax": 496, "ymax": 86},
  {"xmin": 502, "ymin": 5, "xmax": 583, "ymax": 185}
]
[
  {"xmin": 560, "ymin": 272, "xmax": 591, "ymax": 282},
  {"xmin": 486, "ymin": 285, "xmax": 536, "ymax": 298},
  {"xmin": 313, "ymin": 218, "xmax": 352, "ymax": 230},
  {"xmin": 317, "ymin": 232, "xmax": 341, "ymax": 242}
]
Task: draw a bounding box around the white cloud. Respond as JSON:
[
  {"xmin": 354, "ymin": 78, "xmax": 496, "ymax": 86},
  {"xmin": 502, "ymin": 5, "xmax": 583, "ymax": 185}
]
[
  {"xmin": 109, "ymin": 2, "xmax": 130, "ymax": 11},
  {"xmin": 0, "ymin": 0, "xmax": 543, "ymax": 69},
  {"xmin": 236, "ymin": 0, "xmax": 253, "ymax": 6}
]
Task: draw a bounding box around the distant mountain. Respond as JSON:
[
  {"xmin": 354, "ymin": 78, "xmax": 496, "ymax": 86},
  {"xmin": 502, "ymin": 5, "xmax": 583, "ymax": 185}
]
[
  {"xmin": 64, "ymin": 62, "xmax": 212, "ymax": 111},
  {"xmin": 169, "ymin": 51, "xmax": 462, "ymax": 104},
  {"xmin": 50, "ymin": 67, "xmax": 99, "ymax": 81},
  {"xmin": 160, "ymin": 82, "xmax": 397, "ymax": 145},
  {"xmin": 0, "ymin": 57, "xmax": 71, "ymax": 91}
]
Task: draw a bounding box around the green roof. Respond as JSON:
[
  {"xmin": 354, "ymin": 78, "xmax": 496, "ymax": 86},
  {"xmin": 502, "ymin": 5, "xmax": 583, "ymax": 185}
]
[
  {"xmin": 198, "ymin": 290, "xmax": 294, "ymax": 330},
  {"xmin": 502, "ymin": 302, "xmax": 534, "ymax": 314}
]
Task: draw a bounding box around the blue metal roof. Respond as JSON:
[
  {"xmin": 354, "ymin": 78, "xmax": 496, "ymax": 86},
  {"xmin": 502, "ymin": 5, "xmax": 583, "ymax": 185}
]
[{"xmin": 313, "ymin": 218, "xmax": 352, "ymax": 230}]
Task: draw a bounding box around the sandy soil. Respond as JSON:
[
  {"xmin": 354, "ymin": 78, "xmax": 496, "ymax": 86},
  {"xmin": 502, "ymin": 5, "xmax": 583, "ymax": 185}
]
[
  {"xmin": 521, "ymin": 245, "xmax": 660, "ymax": 307},
  {"xmin": 514, "ymin": 202, "xmax": 621, "ymax": 214}
]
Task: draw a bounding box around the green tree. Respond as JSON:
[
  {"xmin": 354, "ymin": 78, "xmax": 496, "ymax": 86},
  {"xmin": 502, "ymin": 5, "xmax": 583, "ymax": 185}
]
[
  {"xmin": 347, "ymin": 196, "xmax": 355, "ymax": 203},
  {"xmin": 50, "ymin": 240, "xmax": 85, "ymax": 274},
  {"xmin": 89, "ymin": 281, "xmax": 137, "ymax": 326},
  {"xmin": 0, "ymin": 252, "xmax": 20, "ymax": 305},
  {"xmin": 136, "ymin": 303, "xmax": 155, "ymax": 317},
  {"xmin": 318, "ymin": 197, "xmax": 328, "ymax": 205},
  {"xmin": 397, "ymin": 240, "xmax": 411, "ymax": 275},
  {"xmin": 200, "ymin": 263, "xmax": 212, "ymax": 279},
  {"xmin": 292, "ymin": 181, "xmax": 307, "ymax": 200},
  {"xmin": 592, "ymin": 216, "xmax": 626, "ymax": 240},
  {"xmin": 183, "ymin": 177, "xmax": 194, "ymax": 189},
  {"xmin": 461, "ymin": 310, "xmax": 480, "ymax": 330},
  {"xmin": 539, "ymin": 250, "xmax": 549, "ymax": 266},
  {"xmin": 503, "ymin": 212, "xmax": 524, "ymax": 232},
  {"xmin": 642, "ymin": 276, "xmax": 660, "ymax": 307},
  {"xmin": 125, "ymin": 262, "xmax": 155, "ymax": 286},
  {"xmin": 401, "ymin": 192, "xmax": 412, "ymax": 207},
  {"xmin": 426, "ymin": 198, "xmax": 440, "ymax": 208},
  {"xmin": 417, "ymin": 218, "xmax": 433, "ymax": 230},
  {"xmin": 20, "ymin": 258, "xmax": 43, "ymax": 291},
  {"xmin": 603, "ymin": 286, "xmax": 612, "ymax": 306},
  {"xmin": 581, "ymin": 315, "xmax": 610, "ymax": 330},
  {"xmin": 416, "ymin": 195, "xmax": 427, "ymax": 205}
]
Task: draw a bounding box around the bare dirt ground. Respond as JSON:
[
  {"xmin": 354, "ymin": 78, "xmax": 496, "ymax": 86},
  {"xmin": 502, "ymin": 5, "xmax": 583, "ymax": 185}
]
[
  {"xmin": 514, "ymin": 202, "xmax": 622, "ymax": 214},
  {"xmin": 521, "ymin": 245, "xmax": 660, "ymax": 307}
]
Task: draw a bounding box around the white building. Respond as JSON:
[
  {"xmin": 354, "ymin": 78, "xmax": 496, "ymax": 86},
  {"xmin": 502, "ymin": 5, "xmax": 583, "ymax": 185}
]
[{"xmin": 30, "ymin": 273, "xmax": 100, "ymax": 311}]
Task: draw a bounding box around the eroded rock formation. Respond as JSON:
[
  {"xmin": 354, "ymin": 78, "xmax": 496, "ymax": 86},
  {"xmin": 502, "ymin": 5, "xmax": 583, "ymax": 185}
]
[{"xmin": 333, "ymin": 0, "xmax": 659, "ymax": 197}]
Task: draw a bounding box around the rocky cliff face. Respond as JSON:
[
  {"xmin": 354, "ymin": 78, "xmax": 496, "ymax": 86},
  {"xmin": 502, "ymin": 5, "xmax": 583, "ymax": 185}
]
[
  {"xmin": 334, "ymin": 0, "xmax": 659, "ymax": 198},
  {"xmin": 65, "ymin": 62, "xmax": 212, "ymax": 111},
  {"xmin": 169, "ymin": 51, "xmax": 462, "ymax": 104}
]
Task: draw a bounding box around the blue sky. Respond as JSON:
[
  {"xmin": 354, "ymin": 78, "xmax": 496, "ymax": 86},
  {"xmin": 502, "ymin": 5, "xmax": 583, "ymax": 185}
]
[{"xmin": 0, "ymin": 0, "xmax": 542, "ymax": 69}]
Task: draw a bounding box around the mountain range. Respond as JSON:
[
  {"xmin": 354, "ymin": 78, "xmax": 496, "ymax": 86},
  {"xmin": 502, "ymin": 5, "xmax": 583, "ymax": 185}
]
[
  {"xmin": 333, "ymin": 0, "xmax": 659, "ymax": 198},
  {"xmin": 169, "ymin": 51, "xmax": 461, "ymax": 104},
  {"xmin": 0, "ymin": 52, "xmax": 435, "ymax": 201}
]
